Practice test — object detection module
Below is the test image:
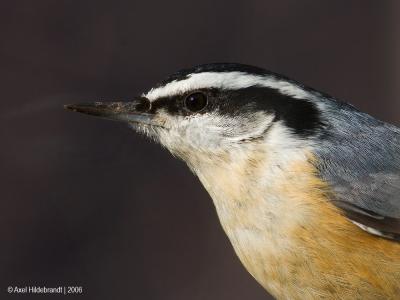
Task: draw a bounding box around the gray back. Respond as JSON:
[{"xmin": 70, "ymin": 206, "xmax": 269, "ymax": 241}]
[{"xmin": 313, "ymin": 98, "xmax": 400, "ymax": 240}]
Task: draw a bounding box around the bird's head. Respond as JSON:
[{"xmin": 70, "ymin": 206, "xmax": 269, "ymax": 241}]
[{"xmin": 66, "ymin": 63, "xmax": 325, "ymax": 169}]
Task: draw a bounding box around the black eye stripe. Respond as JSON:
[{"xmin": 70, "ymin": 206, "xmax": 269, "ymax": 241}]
[
  {"xmin": 218, "ymin": 87, "xmax": 324, "ymax": 136},
  {"xmin": 149, "ymin": 97, "xmax": 180, "ymax": 114},
  {"xmin": 147, "ymin": 86, "xmax": 322, "ymax": 136}
]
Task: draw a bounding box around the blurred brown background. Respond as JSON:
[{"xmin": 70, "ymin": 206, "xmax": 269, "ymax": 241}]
[{"xmin": 0, "ymin": 1, "xmax": 399, "ymax": 299}]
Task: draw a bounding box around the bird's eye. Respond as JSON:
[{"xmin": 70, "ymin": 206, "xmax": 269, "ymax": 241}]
[{"xmin": 184, "ymin": 92, "xmax": 208, "ymax": 112}]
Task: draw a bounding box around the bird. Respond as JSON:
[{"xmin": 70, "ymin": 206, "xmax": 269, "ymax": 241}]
[{"xmin": 65, "ymin": 63, "xmax": 400, "ymax": 299}]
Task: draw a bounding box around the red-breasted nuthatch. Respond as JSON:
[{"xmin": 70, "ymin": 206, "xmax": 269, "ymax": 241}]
[{"xmin": 66, "ymin": 63, "xmax": 400, "ymax": 299}]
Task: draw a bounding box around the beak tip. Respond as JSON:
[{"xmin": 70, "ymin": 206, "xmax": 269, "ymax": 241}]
[
  {"xmin": 64, "ymin": 104, "xmax": 82, "ymax": 113},
  {"xmin": 63, "ymin": 101, "xmax": 154, "ymax": 125},
  {"xmin": 64, "ymin": 104, "xmax": 74, "ymax": 111}
]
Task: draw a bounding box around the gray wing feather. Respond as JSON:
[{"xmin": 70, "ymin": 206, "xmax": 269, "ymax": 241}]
[{"xmin": 313, "ymin": 100, "xmax": 400, "ymax": 240}]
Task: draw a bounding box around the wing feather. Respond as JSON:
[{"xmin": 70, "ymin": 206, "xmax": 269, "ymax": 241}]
[{"xmin": 314, "ymin": 101, "xmax": 400, "ymax": 240}]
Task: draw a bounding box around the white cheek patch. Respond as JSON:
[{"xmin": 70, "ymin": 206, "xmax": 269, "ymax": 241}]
[
  {"xmin": 144, "ymin": 72, "xmax": 311, "ymax": 102},
  {"xmin": 219, "ymin": 112, "xmax": 275, "ymax": 142},
  {"xmin": 158, "ymin": 114, "xmax": 225, "ymax": 151},
  {"xmin": 159, "ymin": 112, "xmax": 275, "ymax": 153}
]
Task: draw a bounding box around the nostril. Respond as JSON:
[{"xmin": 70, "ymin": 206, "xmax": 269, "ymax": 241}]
[{"xmin": 135, "ymin": 97, "xmax": 151, "ymax": 112}]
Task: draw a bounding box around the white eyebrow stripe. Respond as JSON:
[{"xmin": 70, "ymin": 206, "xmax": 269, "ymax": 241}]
[{"xmin": 144, "ymin": 72, "xmax": 312, "ymax": 102}]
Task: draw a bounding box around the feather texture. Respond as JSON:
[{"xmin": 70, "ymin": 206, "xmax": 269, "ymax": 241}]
[{"xmin": 313, "ymin": 99, "xmax": 400, "ymax": 240}]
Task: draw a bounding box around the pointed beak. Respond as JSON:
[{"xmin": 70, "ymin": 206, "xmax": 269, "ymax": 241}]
[{"xmin": 64, "ymin": 97, "xmax": 156, "ymax": 126}]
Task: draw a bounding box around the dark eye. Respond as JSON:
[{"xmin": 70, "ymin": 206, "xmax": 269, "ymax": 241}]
[{"xmin": 184, "ymin": 92, "xmax": 208, "ymax": 112}]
